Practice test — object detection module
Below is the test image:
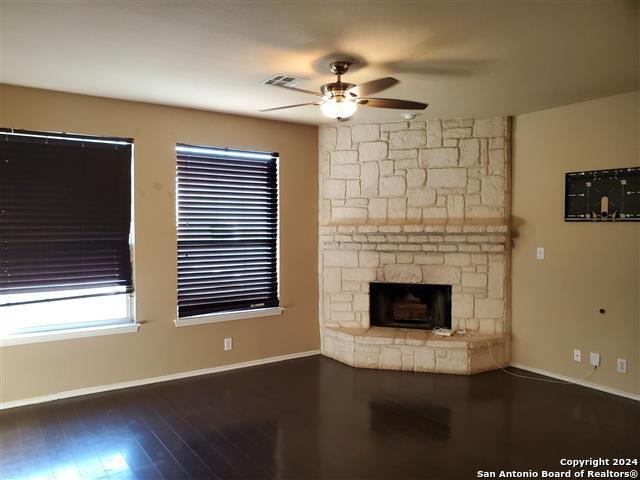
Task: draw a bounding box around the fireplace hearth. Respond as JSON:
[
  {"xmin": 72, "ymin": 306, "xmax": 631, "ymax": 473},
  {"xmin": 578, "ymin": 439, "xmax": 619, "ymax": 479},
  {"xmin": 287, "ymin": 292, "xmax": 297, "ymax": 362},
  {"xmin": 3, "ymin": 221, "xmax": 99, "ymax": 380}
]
[{"xmin": 370, "ymin": 282, "xmax": 452, "ymax": 330}]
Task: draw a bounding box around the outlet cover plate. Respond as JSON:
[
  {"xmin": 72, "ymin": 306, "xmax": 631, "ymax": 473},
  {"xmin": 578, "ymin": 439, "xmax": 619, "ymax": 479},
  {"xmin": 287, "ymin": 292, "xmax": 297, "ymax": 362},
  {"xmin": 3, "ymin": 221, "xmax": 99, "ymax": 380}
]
[
  {"xmin": 589, "ymin": 352, "xmax": 600, "ymax": 367},
  {"xmin": 573, "ymin": 349, "xmax": 582, "ymax": 362},
  {"xmin": 617, "ymin": 358, "xmax": 627, "ymax": 374}
]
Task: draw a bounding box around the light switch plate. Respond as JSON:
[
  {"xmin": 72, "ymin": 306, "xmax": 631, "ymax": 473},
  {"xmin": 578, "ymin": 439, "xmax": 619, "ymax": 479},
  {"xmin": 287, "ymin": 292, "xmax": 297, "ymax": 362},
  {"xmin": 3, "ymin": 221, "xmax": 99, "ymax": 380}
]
[
  {"xmin": 573, "ymin": 349, "xmax": 582, "ymax": 362},
  {"xmin": 536, "ymin": 247, "xmax": 545, "ymax": 260},
  {"xmin": 224, "ymin": 337, "xmax": 233, "ymax": 351}
]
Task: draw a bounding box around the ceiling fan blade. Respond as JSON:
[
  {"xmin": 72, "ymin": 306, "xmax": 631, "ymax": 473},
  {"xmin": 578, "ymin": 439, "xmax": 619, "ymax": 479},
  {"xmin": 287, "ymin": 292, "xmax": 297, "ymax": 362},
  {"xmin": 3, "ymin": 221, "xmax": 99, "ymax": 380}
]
[
  {"xmin": 358, "ymin": 98, "xmax": 428, "ymax": 110},
  {"xmin": 259, "ymin": 102, "xmax": 319, "ymax": 112},
  {"xmin": 270, "ymin": 84, "xmax": 321, "ymax": 96},
  {"xmin": 350, "ymin": 77, "xmax": 399, "ymax": 97}
]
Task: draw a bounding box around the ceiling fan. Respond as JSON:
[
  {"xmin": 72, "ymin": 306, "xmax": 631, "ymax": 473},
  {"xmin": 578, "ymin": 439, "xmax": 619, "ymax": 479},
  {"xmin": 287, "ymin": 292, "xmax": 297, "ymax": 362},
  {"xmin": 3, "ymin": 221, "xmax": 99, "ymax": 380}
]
[{"xmin": 260, "ymin": 61, "xmax": 429, "ymax": 120}]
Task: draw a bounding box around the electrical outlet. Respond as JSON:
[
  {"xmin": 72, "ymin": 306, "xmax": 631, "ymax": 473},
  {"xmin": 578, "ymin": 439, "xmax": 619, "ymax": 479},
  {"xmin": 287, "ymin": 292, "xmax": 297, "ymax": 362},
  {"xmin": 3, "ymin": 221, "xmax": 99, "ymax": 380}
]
[
  {"xmin": 589, "ymin": 352, "xmax": 600, "ymax": 367},
  {"xmin": 536, "ymin": 247, "xmax": 545, "ymax": 260},
  {"xmin": 617, "ymin": 358, "xmax": 627, "ymax": 374},
  {"xmin": 224, "ymin": 337, "xmax": 233, "ymax": 351},
  {"xmin": 573, "ymin": 349, "xmax": 582, "ymax": 362}
]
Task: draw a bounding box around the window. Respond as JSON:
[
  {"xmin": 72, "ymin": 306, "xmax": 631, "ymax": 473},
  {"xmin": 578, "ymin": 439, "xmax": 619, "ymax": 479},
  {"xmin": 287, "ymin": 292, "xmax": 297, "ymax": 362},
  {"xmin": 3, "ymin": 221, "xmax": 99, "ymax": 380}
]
[
  {"xmin": 176, "ymin": 143, "xmax": 279, "ymax": 319},
  {"xmin": 0, "ymin": 129, "xmax": 134, "ymax": 339}
]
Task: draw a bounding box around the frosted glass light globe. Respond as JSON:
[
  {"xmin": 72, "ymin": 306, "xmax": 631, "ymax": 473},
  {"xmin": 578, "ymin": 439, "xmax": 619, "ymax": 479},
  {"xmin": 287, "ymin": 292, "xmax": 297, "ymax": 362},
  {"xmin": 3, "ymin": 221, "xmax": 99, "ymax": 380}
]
[{"xmin": 320, "ymin": 95, "xmax": 358, "ymax": 119}]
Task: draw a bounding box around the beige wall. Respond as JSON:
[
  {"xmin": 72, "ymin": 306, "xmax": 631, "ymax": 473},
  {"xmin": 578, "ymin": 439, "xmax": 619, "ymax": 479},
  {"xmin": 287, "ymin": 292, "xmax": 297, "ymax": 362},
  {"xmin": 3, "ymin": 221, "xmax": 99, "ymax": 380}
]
[
  {"xmin": 0, "ymin": 85, "xmax": 319, "ymax": 403},
  {"xmin": 511, "ymin": 91, "xmax": 639, "ymax": 396}
]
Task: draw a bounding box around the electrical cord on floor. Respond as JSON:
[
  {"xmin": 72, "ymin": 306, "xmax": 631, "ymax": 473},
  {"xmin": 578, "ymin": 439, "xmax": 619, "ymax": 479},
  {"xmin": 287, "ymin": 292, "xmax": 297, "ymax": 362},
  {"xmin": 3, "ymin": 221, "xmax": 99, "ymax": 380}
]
[{"xmin": 485, "ymin": 339, "xmax": 597, "ymax": 384}]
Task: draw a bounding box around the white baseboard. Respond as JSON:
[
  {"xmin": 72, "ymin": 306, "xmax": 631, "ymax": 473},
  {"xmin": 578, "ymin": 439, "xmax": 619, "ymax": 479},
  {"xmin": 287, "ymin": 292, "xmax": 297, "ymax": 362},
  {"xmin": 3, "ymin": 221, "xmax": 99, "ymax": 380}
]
[
  {"xmin": 0, "ymin": 349, "xmax": 321, "ymax": 410},
  {"xmin": 510, "ymin": 362, "xmax": 639, "ymax": 401}
]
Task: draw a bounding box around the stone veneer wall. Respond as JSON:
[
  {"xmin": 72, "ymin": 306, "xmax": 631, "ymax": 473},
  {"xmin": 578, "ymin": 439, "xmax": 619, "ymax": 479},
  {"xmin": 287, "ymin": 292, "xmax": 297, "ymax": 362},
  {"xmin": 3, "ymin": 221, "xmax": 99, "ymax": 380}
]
[{"xmin": 318, "ymin": 117, "xmax": 512, "ymax": 369}]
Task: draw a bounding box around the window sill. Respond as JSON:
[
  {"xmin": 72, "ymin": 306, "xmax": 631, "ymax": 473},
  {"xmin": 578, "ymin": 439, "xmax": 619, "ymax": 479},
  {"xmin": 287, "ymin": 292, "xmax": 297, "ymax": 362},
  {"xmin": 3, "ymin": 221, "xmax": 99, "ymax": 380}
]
[
  {"xmin": 0, "ymin": 322, "xmax": 140, "ymax": 347},
  {"xmin": 174, "ymin": 307, "xmax": 284, "ymax": 327}
]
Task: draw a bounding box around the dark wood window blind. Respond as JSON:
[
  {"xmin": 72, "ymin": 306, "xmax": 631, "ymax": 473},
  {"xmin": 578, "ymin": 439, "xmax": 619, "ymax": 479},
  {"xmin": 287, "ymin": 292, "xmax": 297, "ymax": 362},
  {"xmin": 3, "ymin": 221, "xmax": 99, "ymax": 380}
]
[
  {"xmin": 0, "ymin": 129, "xmax": 133, "ymax": 306},
  {"xmin": 176, "ymin": 143, "xmax": 279, "ymax": 318}
]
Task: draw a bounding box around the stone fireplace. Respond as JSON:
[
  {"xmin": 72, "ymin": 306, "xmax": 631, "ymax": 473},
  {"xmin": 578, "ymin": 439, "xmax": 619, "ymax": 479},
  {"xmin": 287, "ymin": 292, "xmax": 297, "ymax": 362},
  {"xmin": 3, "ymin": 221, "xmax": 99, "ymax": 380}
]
[{"xmin": 318, "ymin": 118, "xmax": 511, "ymax": 374}]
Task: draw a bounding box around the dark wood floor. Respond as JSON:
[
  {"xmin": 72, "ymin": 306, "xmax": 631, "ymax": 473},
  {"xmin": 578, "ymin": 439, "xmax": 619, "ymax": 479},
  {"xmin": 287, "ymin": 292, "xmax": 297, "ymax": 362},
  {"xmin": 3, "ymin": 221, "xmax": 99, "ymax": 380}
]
[{"xmin": 0, "ymin": 355, "xmax": 638, "ymax": 480}]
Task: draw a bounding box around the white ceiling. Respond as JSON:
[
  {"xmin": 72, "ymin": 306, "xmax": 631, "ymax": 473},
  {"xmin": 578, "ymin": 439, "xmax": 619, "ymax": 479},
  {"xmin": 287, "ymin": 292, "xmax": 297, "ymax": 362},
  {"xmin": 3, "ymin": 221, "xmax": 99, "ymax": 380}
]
[{"xmin": 1, "ymin": 1, "xmax": 638, "ymax": 125}]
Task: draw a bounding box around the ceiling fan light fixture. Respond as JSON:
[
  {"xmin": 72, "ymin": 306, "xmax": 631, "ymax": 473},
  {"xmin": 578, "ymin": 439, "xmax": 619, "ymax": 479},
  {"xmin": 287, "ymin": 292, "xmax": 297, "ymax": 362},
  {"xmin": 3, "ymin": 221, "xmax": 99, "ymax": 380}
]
[{"xmin": 320, "ymin": 94, "xmax": 358, "ymax": 120}]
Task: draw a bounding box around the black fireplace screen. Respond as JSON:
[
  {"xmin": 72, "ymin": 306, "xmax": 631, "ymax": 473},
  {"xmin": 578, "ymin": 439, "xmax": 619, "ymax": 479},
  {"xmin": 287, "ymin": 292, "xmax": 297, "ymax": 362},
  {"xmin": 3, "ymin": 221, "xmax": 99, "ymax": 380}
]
[{"xmin": 370, "ymin": 282, "xmax": 451, "ymax": 330}]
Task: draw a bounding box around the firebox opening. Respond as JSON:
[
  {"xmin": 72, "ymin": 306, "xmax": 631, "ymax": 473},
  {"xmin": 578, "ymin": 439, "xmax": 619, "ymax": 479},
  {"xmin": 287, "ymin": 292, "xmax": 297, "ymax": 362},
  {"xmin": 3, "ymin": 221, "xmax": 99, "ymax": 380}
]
[{"xmin": 370, "ymin": 282, "xmax": 452, "ymax": 330}]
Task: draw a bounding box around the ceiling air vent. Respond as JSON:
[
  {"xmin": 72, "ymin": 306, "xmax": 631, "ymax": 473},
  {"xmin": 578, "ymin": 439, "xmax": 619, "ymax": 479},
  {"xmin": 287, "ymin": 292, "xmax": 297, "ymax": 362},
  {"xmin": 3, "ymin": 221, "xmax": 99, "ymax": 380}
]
[{"xmin": 262, "ymin": 75, "xmax": 306, "ymax": 88}]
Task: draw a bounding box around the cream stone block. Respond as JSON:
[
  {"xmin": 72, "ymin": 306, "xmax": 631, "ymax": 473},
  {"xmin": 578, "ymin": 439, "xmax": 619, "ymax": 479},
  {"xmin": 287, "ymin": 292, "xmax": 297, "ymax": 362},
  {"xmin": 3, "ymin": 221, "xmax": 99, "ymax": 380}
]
[
  {"xmin": 359, "ymin": 141, "xmax": 387, "ymax": 162},
  {"xmin": 489, "ymin": 137, "xmax": 505, "ymax": 150},
  {"xmin": 407, "ymin": 207, "xmax": 422, "ymax": 222},
  {"xmin": 443, "ymin": 127, "xmax": 471, "ymax": 139},
  {"xmin": 352, "ymin": 124, "xmax": 380, "ymax": 143},
  {"xmin": 389, "ymin": 129, "xmax": 426, "ymax": 149},
  {"xmin": 407, "ymin": 188, "xmax": 436, "ymax": 207},
  {"xmin": 422, "ymin": 265, "xmax": 461, "ymax": 284},
  {"xmin": 488, "ymin": 261, "xmax": 505, "ymax": 298},
  {"xmin": 331, "ymin": 294, "xmax": 353, "ymax": 302},
  {"xmin": 488, "ymin": 149, "xmax": 505, "ymax": 175},
  {"xmin": 323, "ymin": 179, "xmax": 346, "ymax": 199},
  {"xmin": 384, "ymin": 264, "xmax": 422, "ymax": 283},
  {"xmin": 381, "ymin": 122, "xmax": 408, "ymax": 131},
  {"xmin": 396, "ymin": 159, "xmax": 419, "ymax": 171},
  {"xmin": 332, "ymin": 207, "xmax": 367, "ymax": 224},
  {"xmin": 420, "ymin": 148, "xmax": 458, "ymax": 167},
  {"xmin": 331, "ymin": 302, "xmax": 352, "ymax": 312},
  {"xmin": 324, "ymin": 250, "xmax": 358, "ymax": 267},
  {"xmin": 388, "ymin": 149, "xmax": 417, "ymax": 160},
  {"xmin": 473, "ymin": 117, "xmax": 506, "ymax": 137},
  {"xmin": 421, "ymin": 207, "xmax": 448, "ymax": 222},
  {"xmin": 414, "ymin": 253, "xmax": 444, "ymax": 264},
  {"xmin": 396, "ymin": 254, "xmax": 413, "ymax": 264},
  {"xmin": 478, "ymin": 319, "xmax": 496, "ymax": 334},
  {"xmin": 480, "ymin": 138, "xmax": 488, "ymax": 165},
  {"xmin": 331, "ymin": 163, "xmax": 360, "ymax": 179},
  {"xmin": 342, "ymin": 268, "xmax": 376, "ymax": 282},
  {"xmin": 360, "ymin": 161, "xmax": 379, "ymax": 197},
  {"xmin": 346, "ymin": 180, "xmax": 360, "ymax": 197},
  {"xmin": 378, "ymin": 160, "xmax": 393, "ymax": 176},
  {"xmin": 444, "ymin": 253, "xmax": 471, "ymax": 265},
  {"xmin": 331, "ymin": 150, "xmax": 358, "ymax": 164},
  {"xmin": 475, "ymin": 298, "xmax": 504, "ymax": 318},
  {"xmin": 462, "ymin": 272, "xmax": 487, "ymax": 287},
  {"xmin": 332, "ymin": 311, "xmax": 355, "ymax": 322},
  {"xmin": 319, "ymin": 127, "xmax": 337, "ymax": 151},
  {"xmin": 426, "ymin": 168, "xmax": 468, "ymax": 188},
  {"xmin": 467, "ymin": 178, "xmax": 481, "ymax": 194},
  {"xmin": 353, "ymin": 293, "xmax": 369, "ymax": 312},
  {"xmin": 459, "ymin": 138, "xmax": 480, "ymax": 166},
  {"xmin": 426, "ymin": 120, "xmax": 442, "ymax": 147},
  {"xmin": 436, "ymin": 356, "xmax": 468, "ymax": 374},
  {"xmin": 406, "ymin": 168, "xmax": 426, "ymax": 187},
  {"xmin": 323, "ymin": 267, "xmax": 342, "ymax": 293},
  {"xmin": 355, "ymin": 346, "xmax": 381, "ymax": 368},
  {"xmin": 447, "ymin": 195, "xmax": 465, "ymax": 219},
  {"xmin": 336, "ymin": 126, "xmax": 352, "ymax": 149},
  {"xmin": 465, "ymin": 205, "xmax": 505, "ymax": 219},
  {"xmin": 359, "ymin": 251, "xmax": 380, "ymax": 268},
  {"xmin": 368, "ymin": 198, "xmax": 388, "ymax": 222},
  {"xmin": 380, "ymin": 347, "xmax": 403, "ymax": 370},
  {"xmin": 380, "ymin": 176, "xmax": 406, "ymax": 196},
  {"xmin": 452, "ymin": 294, "xmax": 474, "ymax": 317},
  {"xmin": 388, "ymin": 197, "xmax": 407, "ymax": 220},
  {"xmin": 481, "ymin": 176, "xmax": 505, "ymax": 206},
  {"xmin": 414, "ymin": 348, "xmax": 436, "ymax": 371}
]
